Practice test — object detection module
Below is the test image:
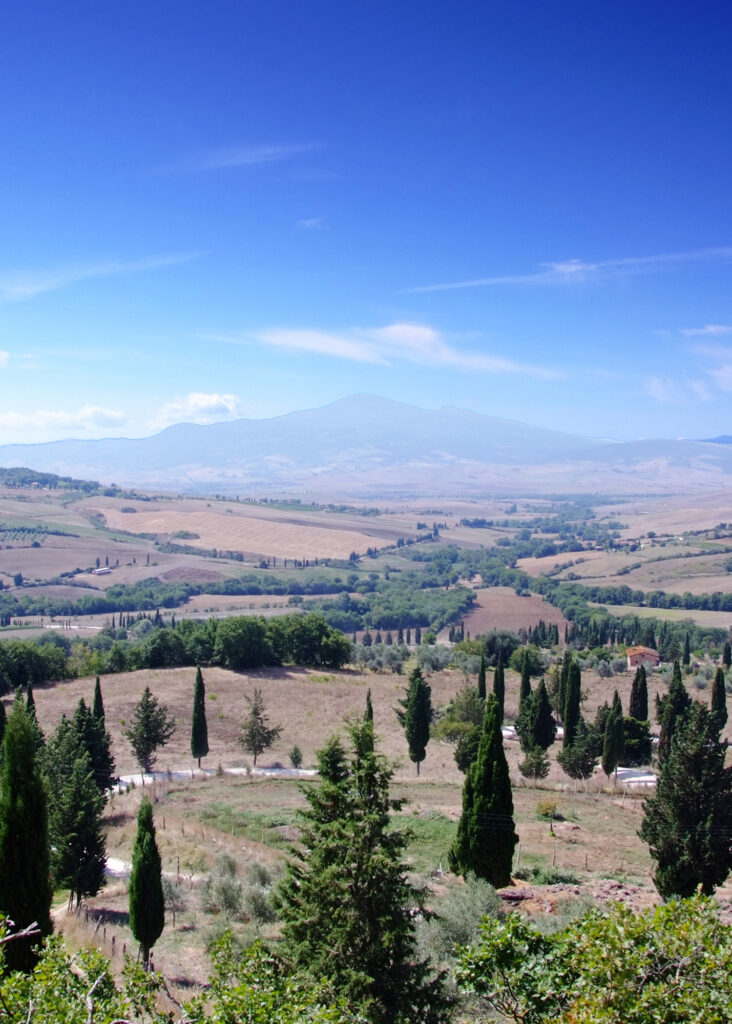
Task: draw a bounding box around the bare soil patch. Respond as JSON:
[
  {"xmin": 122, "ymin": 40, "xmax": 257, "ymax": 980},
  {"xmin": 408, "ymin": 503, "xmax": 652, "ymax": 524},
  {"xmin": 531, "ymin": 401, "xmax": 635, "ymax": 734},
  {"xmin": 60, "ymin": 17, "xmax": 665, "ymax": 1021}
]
[{"xmin": 459, "ymin": 586, "xmax": 568, "ymax": 636}]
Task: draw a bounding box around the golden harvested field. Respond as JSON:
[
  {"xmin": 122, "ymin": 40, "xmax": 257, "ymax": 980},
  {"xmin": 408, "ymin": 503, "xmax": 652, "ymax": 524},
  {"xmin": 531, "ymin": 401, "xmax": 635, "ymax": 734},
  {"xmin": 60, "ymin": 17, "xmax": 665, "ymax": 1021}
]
[
  {"xmin": 459, "ymin": 586, "xmax": 568, "ymax": 637},
  {"xmin": 588, "ymin": 602, "xmax": 732, "ymax": 629},
  {"xmin": 79, "ymin": 495, "xmax": 423, "ymax": 561},
  {"xmin": 599, "ymin": 489, "xmax": 732, "ymax": 540}
]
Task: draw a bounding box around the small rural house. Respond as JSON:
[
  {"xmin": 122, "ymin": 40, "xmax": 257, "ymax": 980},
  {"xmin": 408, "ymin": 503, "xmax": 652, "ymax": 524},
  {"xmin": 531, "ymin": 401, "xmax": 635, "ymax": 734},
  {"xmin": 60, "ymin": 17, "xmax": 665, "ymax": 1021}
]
[{"xmin": 626, "ymin": 645, "xmax": 660, "ymax": 669}]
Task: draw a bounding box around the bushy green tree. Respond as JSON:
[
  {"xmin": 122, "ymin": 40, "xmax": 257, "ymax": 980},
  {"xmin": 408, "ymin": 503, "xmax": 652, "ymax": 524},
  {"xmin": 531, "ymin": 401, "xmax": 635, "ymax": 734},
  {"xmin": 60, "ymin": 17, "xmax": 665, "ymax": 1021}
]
[
  {"xmin": 125, "ymin": 687, "xmax": 175, "ymax": 780},
  {"xmin": 191, "ymin": 665, "xmax": 209, "ymax": 769},
  {"xmin": 640, "ymin": 702, "xmax": 732, "ymax": 898},
  {"xmin": 396, "ymin": 666, "xmax": 432, "ymax": 775},
  {"xmin": 239, "ymin": 688, "xmax": 281, "ymax": 766},
  {"xmin": 457, "ymin": 895, "xmax": 732, "ymax": 1023},
  {"xmin": 449, "ymin": 695, "xmax": 517, "ymax": 887},
  {"xmin": 129, "ymin": 797, "xmax": 165, "ymax": 966},
  {"xmin": 0, "ymin": 700, "xmax": 52, "ymax": 971},
  {"xmin": 277, "ymin": 721, "xmax": 448, "ymax": 1023}
]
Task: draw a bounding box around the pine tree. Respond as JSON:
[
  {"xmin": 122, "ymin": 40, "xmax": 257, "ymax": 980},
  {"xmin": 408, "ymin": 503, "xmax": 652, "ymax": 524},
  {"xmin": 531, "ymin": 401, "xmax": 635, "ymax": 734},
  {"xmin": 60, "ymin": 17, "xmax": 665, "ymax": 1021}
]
[
  {"xmin": 629, "ymin": 664, "xmax": 648, "ymax": 722},
  {"xmin": 492, "ymin": 653, "xmax": 505, "ymax": 722},
  {"xmin": 277, "ymin": 722, "xmax": 448, "ymax": 1023},
  {"xmin": 129, "ymin": 797, "xmax": 165, "ymax": 966},
  {"xmin": 125, "ymin": 687, "xmax": 176, "ymax": 780},
  {"xmin": 92, "ymin": 675, "xmax": 105, "ymax": 723},
  {"xmin": 477, "ymin": 652, "xmax": 486, "ymax": 700},
  {"xmin": 0, "ymin": 700, "xmax": 52, "ymax": 971},
  {"xmin": 527, "ymin": 680, "xmax": 556, "ymax": 751},
  {"xmin": 396, "ymin": 666, "xmax": 432, "ymax": 775},
  {"xmin": 562, "ymin": 661, "xmax": 581, "ymax": 749},
  {"xmin": 657, "ymin": 661, "xmax": 692, "ymax": 763},
  {"xmin": 640, "ymin": 702, "xmax": 732, "ymax": 898},
  {"xmin": 449, "ymin": 694, "xmax": 517, "ymax": 887},
  {"xmin": 239, "ymin": 688, "xmax": 281, "ymax": 766},
  {"xmin": 518, "ymin": 746, "xmax": 550, "ymax": 782},
  {"xmin": 190, "ymin": 666, "xmax": 209, "ymax": 769},
  {"xmin": 711, "ymin": 667, "xmax": 728, "ymax": 734},
  {"xmin": 723, "ymin": 641, "xmax": 731, "ymax": 670},
  {"xmin": 45, "ymin": 719, "xmax": 106, "ymax": 908}
]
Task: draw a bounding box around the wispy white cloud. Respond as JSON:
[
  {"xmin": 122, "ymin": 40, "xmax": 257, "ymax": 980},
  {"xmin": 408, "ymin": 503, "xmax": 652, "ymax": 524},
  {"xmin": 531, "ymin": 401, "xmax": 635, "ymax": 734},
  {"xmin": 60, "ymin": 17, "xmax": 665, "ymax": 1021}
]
[
  {"xmin": 0, "ymin": 251, "xmax": 204, "ymax": 305},
  {"xmin": 208, "ymin": 321, "xmax": 559, "ymax": 379},
  {"xmin": 408, "ymin": 246, "xmax": 732, "ymax": 293},
  {"xmin": 0, "ymin": 405, "xmax": 126, "ymax": 433},
  {"xmin": 681, "ymin": 323, "xmax": 732, "ymax": 337},
  {"xmin": 644, "ymin": 376, "xmax": 679, "ymax": 404},
  {"xmin": 296, "ymin": 216, "xmax": 326, "ymax": 230},
  {"xmin": 165, "ymin": 142, "xmax": 322, "ymax": 173},
  {"xmin": 150, "ymin": 391, "xmax": 241, "ymax": 429},
  {"xmin": 0, "ymin": 351, "xmax": 9, "ymax": 368}
]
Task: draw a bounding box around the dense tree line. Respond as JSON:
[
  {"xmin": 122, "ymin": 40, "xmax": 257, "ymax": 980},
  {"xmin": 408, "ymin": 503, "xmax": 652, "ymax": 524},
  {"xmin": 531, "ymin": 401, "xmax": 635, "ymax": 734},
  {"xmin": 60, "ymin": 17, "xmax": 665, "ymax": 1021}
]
[{"xmin": 0, "ymin": 611, "xmax": 352, "ymax": 692}]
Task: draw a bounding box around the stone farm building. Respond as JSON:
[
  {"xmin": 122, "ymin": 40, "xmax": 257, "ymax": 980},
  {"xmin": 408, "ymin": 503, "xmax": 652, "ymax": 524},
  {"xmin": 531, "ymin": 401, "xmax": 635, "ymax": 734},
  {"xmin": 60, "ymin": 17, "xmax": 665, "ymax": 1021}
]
[{"xmin": 626, "ymin": 645, "xmax": 661, "ymax": 669}]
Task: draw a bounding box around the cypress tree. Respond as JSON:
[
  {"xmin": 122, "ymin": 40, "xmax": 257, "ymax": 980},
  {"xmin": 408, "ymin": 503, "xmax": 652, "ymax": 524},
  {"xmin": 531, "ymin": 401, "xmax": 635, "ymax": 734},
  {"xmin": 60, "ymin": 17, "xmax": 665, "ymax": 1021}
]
[
  {"xmin": 602, "ymin": 708, "xmax": 620, "ymax": 781},
  {"xmin": 129, "ymin": 797, "xmax": 165, "ymax": 967},
  {"xmin": 519, "ymin": 651, "xmax": 531, "ymax": 706},
  {"xmin": 477, "ymin": 652, "xmax": 486, "ymax": 700},
  {"xmin": 723, "ymin": 641, "xmax": 731, "ymax": 670},
  {"xmin": 557, "ymin": 717, "xmax": 598, "ymax": 785},
  {"xmin": 528, "ymin": 680, "xmax": 556, "ymax": 751},
  {"xmin": 711, "ymin": 667, "xmax": 728, "ymax": 734},
  {"xmin": 0, "ymin": 701, "xmax": 52, "ymax": 971},
  {"xmin": 562, "ymin": 662, "xmax": 581, "ymax": 749},
  {"xmin": 682, "ymin": 633, "xmax": 691, "ymax": 666},
  {"xmin": 72, "ymin": 698, "xmax": 116, "ymax": 796},
  {"xmin": 640, "ymin": 702, "xmax": 732, "ymax": 898},
  {"xmin": 557, "ymin": 651, "xmax": 572, "ymax": 721},
  {"xmin": 365, "ymin": 688, "xmax": 373, "ymax": 724},
  {"xmin": 449, "ymin": 694, "xmax": 517, "ymax": 887},
  {"xmin": 25, "ymin": 682, "xmax": 44, "ymax": 749},
  {"xmin": 493, "ymin": 653, "xmax": 505, "ymax": 722},
  {"xmin": 396, "ymin": 666, "xmax": 433, "ymax": 775},
  {"xmin": 190, "ymin": 666, "xmax": 209, "ymax": 769},
  {"xmin": 657, "ymin": 661, "xmax": 692, "ymax": 763},
  {"xmin": 0, "ymin": 700, "xmax": 6, "ymax": 760},
  {"xmin": 629, "ymin": 664, "xmax": 648, "ymax": 722},
  {"xmin": 92, "ymin": 675, "xmax": 105, "ymax": 723},
  {"xmin": 45, "ymin": 719, "xmax": 106, "ymax": 908}
]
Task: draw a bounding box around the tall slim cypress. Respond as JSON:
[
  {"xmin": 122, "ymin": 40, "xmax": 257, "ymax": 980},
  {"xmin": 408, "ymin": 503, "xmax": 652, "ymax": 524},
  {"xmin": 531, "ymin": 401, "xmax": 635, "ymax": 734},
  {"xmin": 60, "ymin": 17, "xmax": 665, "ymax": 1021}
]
[
  {"xmin": 519, "ymin": 651, "xmax": 531, "ymax": 706},
  {"xmin": 477, "ymin": 653, "xmax": 486, "ymax": 700},
  {"xmin": 629, "ymin": 664, "xmax": 648, "ymax": 722},
  {"xmin": 449, "ymin": 694, "xmax": 517, "ymax": 887},
  {"xmin": 396, "ymin": 667, "xmax": 433, "ymax": 775},
  {"xmin": 528, "ymin": 680, "xmax": 556, "ymax": 751},
  {"xmin": 190, "ymin": 666, "xmax": 209, "ymax": 770},
  {"xmin": 723, "ymin": 642, "xmax": 732, "ymax": 670},
  {"xmin": 92, "ymin": 675, "xmax": 105, "ymax": 723},
  {"xmin": 365, "ymin": 688, "xmax": 374, "ymax": 723},
  {"xmin": 682, "ymin": 633, "xmax": 691, "ymax": 666},
  {"xmin": 129, "ymin": 797, "xmax": 165, "ymax": 966},
  {"xmin": 0, "ymin": 701, "xmax": 52, "ymax": 971},
  {"xmin": 493, "ymin": 654, "xmax": 505, "ymax": 723},
  {"xmin": 711, "ymin": 667, "xmax": 728, "ymax": 734},
  {"xmin": 563, "ymin": 662, "xmax": 581, "ymax": 749}
]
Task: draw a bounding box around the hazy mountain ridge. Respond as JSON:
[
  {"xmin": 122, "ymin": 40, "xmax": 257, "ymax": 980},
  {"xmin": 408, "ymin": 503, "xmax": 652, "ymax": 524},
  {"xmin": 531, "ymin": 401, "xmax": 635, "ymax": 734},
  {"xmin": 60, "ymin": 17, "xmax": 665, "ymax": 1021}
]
[{"xmin": 1, "ymin": 395, "xmax": 731, "ymax": 496}]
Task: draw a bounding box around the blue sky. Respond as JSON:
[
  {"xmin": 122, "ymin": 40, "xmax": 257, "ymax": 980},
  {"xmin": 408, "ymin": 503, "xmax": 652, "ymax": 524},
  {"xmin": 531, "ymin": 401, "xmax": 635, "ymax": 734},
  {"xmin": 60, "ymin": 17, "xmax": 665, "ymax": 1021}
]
[{"xmin": 2, "ymin": 0, "xmax": 732, "ymax": 444}]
